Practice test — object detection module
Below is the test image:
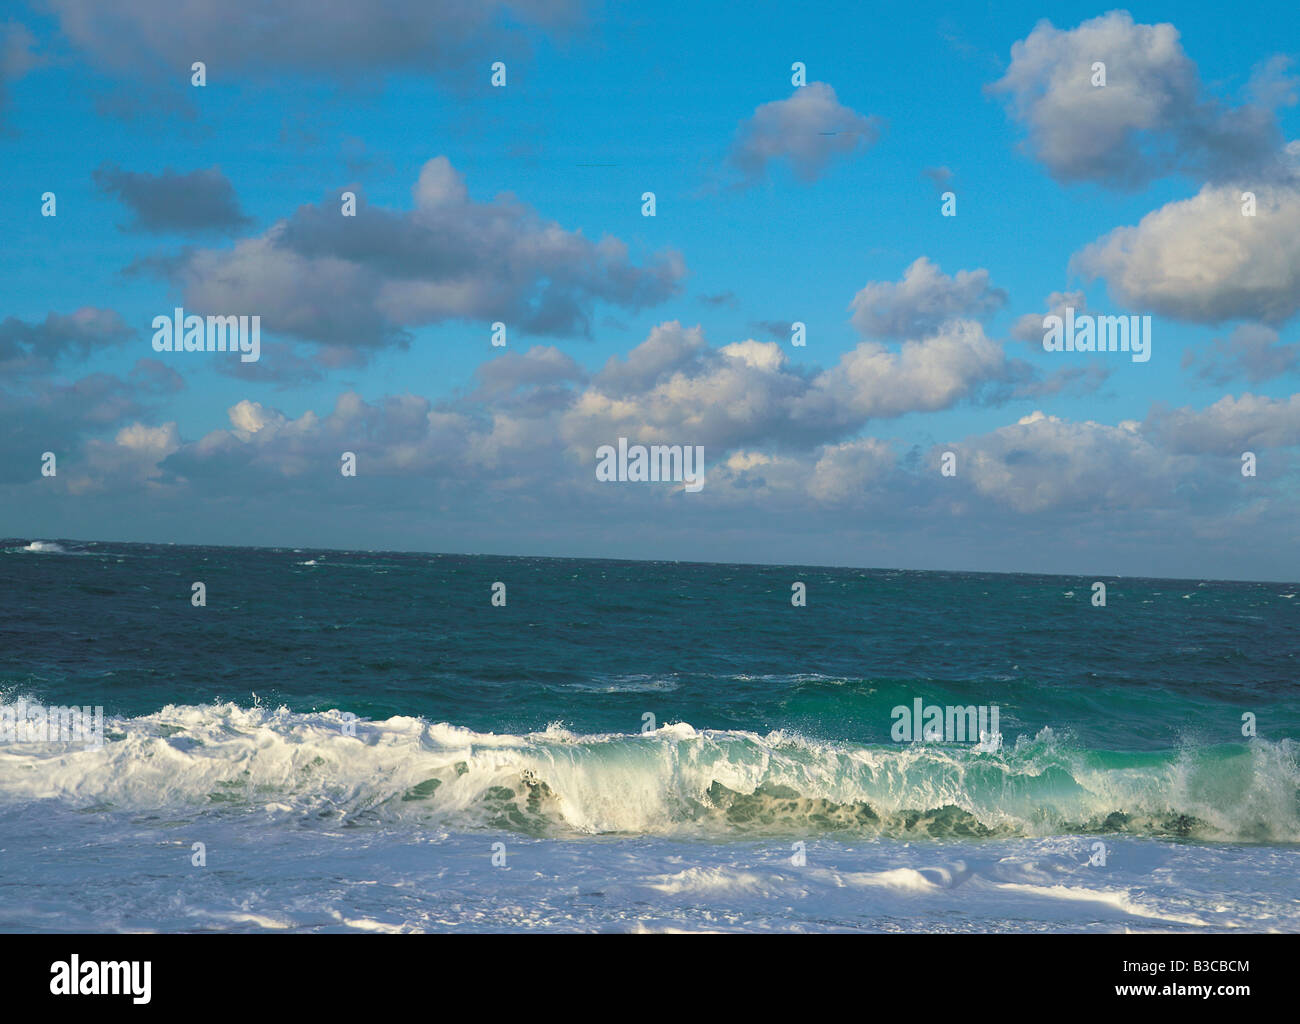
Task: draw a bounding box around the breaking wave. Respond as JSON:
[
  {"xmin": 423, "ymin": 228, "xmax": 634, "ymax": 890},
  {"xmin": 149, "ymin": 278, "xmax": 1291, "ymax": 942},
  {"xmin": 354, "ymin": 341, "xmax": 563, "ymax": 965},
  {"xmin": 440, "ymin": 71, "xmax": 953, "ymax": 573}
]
[{"xmin": 0, "ymin": 701, "xmax": 1296, "ymax": 842}]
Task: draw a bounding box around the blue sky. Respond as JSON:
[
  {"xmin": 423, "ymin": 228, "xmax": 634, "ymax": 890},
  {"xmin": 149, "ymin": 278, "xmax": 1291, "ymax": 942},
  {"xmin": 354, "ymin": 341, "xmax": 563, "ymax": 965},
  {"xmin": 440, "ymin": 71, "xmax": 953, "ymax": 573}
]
[{"xmin": 2, "ymin": 2, "xmax": 1299, "ymax": 579}]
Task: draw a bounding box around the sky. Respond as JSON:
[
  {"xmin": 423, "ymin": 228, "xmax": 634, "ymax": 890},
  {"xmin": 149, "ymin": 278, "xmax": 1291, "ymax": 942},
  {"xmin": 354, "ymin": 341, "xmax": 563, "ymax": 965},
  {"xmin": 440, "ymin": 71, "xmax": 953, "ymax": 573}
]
[{"xmin": 2, "ymin": 1, "xmax": 1299, "ymax": 580}]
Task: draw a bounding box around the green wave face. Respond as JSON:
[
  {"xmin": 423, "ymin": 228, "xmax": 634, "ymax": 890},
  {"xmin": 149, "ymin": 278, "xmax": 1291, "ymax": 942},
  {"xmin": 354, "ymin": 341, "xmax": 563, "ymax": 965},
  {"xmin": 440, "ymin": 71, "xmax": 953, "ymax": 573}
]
[{"xmin": 2, "ymin": 702, "xmax": 1295, "ymax": 842}]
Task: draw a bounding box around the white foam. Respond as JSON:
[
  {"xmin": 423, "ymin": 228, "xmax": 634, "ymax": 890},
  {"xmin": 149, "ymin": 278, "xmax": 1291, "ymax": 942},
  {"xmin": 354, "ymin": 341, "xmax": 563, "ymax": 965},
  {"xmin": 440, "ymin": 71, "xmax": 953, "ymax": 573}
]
[
  {"xmin": 0, "ymin": 701, "xmax": 1295, "ymax": 842},
  {"xmin": 19, "ymin": 541, "xmax": 66, "ymax": 553}
]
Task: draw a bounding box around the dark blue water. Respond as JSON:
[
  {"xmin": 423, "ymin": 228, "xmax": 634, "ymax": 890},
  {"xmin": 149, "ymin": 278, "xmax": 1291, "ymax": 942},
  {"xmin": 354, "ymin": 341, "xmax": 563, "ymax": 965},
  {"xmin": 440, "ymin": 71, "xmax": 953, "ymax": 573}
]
[{"xmin": 5, "ymin": 539, "xmax": 1297, "ymax": 752}]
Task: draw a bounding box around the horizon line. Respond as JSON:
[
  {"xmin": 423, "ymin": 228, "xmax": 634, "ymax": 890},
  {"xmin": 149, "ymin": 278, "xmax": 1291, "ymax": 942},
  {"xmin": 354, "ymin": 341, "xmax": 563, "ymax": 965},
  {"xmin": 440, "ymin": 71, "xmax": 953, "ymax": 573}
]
[{"xmin": 5, "ymin": 535, "xmax": 1296, "ymax": 588}]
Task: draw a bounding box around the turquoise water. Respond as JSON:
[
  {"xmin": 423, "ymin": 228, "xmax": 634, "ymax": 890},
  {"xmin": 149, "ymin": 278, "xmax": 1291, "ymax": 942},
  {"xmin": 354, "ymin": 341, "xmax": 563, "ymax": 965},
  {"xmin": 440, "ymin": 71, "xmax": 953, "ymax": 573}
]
[{"xmin": 1, "ymin": 539, "xmax": 1297, "ymax": 931}]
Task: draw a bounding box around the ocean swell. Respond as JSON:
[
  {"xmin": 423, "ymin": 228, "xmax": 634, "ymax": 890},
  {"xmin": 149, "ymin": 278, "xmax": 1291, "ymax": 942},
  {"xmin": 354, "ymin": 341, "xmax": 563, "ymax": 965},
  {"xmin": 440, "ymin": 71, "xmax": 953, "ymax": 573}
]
[{"xmin": 0, "ymin": 701, "xmax": 1295, "ymax": 842}]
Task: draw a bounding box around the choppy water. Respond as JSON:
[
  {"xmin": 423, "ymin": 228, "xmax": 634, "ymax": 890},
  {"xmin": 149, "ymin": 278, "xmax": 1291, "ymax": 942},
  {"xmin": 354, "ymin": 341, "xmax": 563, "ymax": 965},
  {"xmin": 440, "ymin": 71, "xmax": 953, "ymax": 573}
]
[{"xmin": 1, "ymin": 539, "xmax": 1297, "ymax": 931}]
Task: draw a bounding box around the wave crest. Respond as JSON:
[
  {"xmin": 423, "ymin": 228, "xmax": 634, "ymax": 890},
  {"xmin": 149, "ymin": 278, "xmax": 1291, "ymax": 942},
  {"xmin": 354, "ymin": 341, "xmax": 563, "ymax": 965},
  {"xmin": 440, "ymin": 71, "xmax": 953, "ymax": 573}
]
[{"xmin": 0, "ymin": 702, "xmax": 1295, "ymax": 841}]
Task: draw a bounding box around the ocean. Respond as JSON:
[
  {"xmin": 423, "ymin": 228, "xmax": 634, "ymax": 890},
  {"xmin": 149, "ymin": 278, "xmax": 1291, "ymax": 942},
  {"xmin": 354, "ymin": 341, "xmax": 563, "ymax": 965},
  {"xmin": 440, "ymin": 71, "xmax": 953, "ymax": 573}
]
[{"xmin": 2, "ymin": 538, "xmax": 1297, "ymax": 932}]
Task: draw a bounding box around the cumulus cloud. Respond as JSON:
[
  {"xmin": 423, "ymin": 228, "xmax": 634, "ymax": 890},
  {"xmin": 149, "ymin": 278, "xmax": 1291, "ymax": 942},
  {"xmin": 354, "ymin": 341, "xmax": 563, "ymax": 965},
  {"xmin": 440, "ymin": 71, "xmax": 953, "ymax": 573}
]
[
  {"xmin": 0, "ymin": 361, "xmax": 178, "ymax": 484},
  {"xmin": 1144, "ymin": 392, "xmax": 1300, "ymax": 454},
  {"xmin": 1073, "ymin": 180, "xmax": 1300, "ymax": 324},
  {"xmin": 587, "ymin": 321, "xmax": 709, "ymax": 398},
  {"xmin": 0, "ymin": 309, "xmax": 177, "ymax": 489},
  {"xmin": 989, "ymin": 11, "xmax": 1293, "ymax": 188},
  {"xmin": 78, "ymin": 370, "xmax": 1297, "ymax": 539},
  {"xmin": 112, "ymin": 421, "xmax": 180, "ymax": 453},
  {"xmin": 727, "ymin": 82, "xmax": 882, "ymax": 186},
  {"xmin": 849, "ymin": 258, "xmax": 1007, "ymax": 338},
  {"xmin": 561, "ymin": 326, "xmax": 817, "ymax": 452},
  {"xmin": 1183, "ymin": 324, "xmax": 1300, "ymax": 385},
  {"xmin": 806, "ymin": 438, "xmax": 897, "ymax": 503},
  {"xmin": 560, "ymin": 318, "xmax": 1018, "ymax": 454},
  {"xmin": 9, "ymin": 303, "xmax": 1292, "ymax": 574},
  {"xmin": 94, "ymin": 164, "xmax": 251, "ymax": 233},
  {"xmin": 129, "ymin": 357, "xmax": 186, "ymax": 395},
  {"xmin": 1018, "ymin": 363, "xmax": 1112, "ymax": 399},
  {"xmin": 158, "ymin": 390, "xmax": 497, "ymax": 492},
  {"xmin": 1010, "ymin": 290, "xmax": 1088, "ymax": 343},
  {"xmin": 805, "ymin": 319, "xmax": 1010, "ymax": 424},
  {"xmin": 938, "ymin": 388, "xmax": 1300, "ymax": 529},
  {"xmin": 0, "ymin": 308, "xmax": 134, "ymax": 373},
  {"xmin": 75, "ymin": 314, "xmax": 1018, "ymax": 506},
  {"xmin": 171, "ymin": 156, "xmax": 686, "ymax": 350},
  {"xmin": 43, "ymin": 0, "xmax": 584, "ymax": 81},
  {"xmin": 474, "ymin": 345, "xmax": 586, "ymax": 413},
  {"xmin": 959, "ymin": 410, "xmax": 1182, "ymax": 514},
  {"xmin": 213, "ymin": 341, "xmax": 328, "ymax": 389},
  {"xmin": 69, "ymin": 422, "xmax": 183, "ymax": 494}
]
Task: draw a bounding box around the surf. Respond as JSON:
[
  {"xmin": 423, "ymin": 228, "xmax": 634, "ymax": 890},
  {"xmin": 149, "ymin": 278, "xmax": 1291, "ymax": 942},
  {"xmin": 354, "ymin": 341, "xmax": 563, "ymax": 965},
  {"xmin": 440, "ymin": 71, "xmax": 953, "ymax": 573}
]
[{"xmin": 0, "ymin": 700, "xmax": 1295, "ymax": 842}]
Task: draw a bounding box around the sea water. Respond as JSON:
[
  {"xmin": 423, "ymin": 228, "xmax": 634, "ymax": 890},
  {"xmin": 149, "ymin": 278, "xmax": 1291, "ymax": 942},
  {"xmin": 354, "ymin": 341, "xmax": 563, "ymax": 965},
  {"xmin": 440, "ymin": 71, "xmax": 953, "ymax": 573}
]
[{"xmin": 1, "ymin": 540, "xmax": 1296, "ymax": 932}]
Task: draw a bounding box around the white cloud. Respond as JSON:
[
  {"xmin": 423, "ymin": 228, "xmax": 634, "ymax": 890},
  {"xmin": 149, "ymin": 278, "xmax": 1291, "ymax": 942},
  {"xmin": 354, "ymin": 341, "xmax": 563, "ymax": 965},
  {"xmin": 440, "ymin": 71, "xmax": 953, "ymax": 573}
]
[
  {"xmin": 115, "ymin": 421, "xmax": 180, "ymax": 453},
  {"xmin": 228, "ymin": 399, "xmax": 280, "ymax": 436},
  {"xmin": 561, "ymin": 318, "xmax": 1015, "ymax": 454},
  {"xmin": 1073, "ymin": 181, "xmax": 1300, "ymax": 325},
  {"xmin": 990, "ymin": 11, "xmax": 1289, "ymax": 187},
  {"xmin": 1145, "ymin": 393, "xmax": 1300, "ymax": 453},
  {"xmin": 177, "ymin": 156, "xmax": 686, "ymax": 349},
  {"xmin": 1184, "ymin": 323, "xmax": 1300, "ymax": 385},
  {"xmin": 807, "ymin": 439, "xmax": 896, "ymax": 502},
  {"xmin": 727, "ymin": 82, "xmax": 882, "ymax": 186},
  {"xmin": 802, "ymin": 319, "xmax": 1008, "ymax": 424},
  {"xmin": 850, "ymin": 258, "xmax": 1006, "ymax": 339},
  {"xmin": 1010, "ymin": 290, "xmax": 1088, "ymax": 343},
  {"xmin": 958, "ymin": 410, "xmax": 1184, "ymax": 514}
]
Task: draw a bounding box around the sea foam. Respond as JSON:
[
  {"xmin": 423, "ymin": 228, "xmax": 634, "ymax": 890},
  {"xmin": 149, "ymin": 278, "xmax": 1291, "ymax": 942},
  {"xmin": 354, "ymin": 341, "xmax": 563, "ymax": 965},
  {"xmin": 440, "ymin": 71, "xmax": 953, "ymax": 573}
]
[{"xmin": 0, "ymin": 700, "xmax": 1295, "ymax": 842}]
